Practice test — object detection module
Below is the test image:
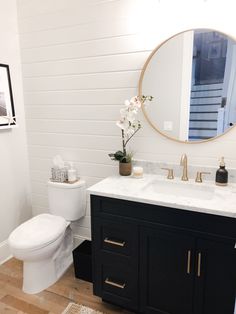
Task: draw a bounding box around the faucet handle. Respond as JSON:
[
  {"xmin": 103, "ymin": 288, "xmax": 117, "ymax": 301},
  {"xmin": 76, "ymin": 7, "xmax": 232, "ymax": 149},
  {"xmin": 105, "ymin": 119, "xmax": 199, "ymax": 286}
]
[
  {"xmin": 195, "ymin": 171, "xmax": 211, "ymax": 183},
  {"xmin": 161, "ymin": 168, "xmax": 174, "ymax": 180}
]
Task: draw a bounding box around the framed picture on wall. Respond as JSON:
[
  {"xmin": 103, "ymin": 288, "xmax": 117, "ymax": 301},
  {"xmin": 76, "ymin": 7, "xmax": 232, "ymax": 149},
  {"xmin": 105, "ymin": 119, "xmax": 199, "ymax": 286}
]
[{"xmin": 0, "ymin": 63, "xmax": 16, "ymax": 128}]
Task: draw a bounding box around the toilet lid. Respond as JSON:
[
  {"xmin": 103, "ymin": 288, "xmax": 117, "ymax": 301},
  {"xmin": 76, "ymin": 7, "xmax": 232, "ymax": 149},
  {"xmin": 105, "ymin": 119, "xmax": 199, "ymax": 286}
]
[{"xmin": 8, "ymin": 214, "xmax": 67, "ymax": 251}]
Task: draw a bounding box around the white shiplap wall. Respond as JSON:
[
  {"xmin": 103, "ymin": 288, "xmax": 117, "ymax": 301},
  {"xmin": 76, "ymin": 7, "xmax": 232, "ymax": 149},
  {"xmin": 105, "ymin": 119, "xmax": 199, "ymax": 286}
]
[{"xmin": 17, "ymin": 0, "xmax": 236, "ymax": 240}]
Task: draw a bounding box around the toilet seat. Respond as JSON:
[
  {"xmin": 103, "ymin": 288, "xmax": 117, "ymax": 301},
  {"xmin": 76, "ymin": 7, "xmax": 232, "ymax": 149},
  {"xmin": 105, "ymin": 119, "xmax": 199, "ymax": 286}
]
[{"xmin": 8, "ymin": 214, "xmax": 67, "ymax": 252}]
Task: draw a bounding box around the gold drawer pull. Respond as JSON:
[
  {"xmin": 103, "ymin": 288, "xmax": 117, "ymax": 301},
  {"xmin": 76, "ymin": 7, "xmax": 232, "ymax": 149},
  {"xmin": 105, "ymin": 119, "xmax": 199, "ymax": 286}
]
[
  {"xmin": 187, "ymin": 250, "xmax": 191, "ymax": 274},
  {"xmin": 105, "ymin": 278, "xmax": 126, "ymax": 289},
  {"xmin": 104, "ymin": 238, "xmax": 126, "ymax": 247},
  {"xmin": 197, "ymin": 252, "xmax": 202, "ymax": 277}
]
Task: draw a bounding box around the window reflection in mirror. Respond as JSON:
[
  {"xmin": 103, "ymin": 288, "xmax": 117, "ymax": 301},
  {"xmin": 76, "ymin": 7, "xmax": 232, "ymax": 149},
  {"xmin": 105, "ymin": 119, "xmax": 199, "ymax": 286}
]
[{"xmin": 140, "ymin": 29, "xmax": 236, "ymax": 143}]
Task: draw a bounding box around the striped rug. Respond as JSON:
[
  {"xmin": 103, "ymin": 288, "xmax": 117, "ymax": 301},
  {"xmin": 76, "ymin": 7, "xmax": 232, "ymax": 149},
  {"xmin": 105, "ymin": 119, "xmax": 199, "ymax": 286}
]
[{"xmin": 62, "ymin": 303, "xmax": 105, "ymax": 314}]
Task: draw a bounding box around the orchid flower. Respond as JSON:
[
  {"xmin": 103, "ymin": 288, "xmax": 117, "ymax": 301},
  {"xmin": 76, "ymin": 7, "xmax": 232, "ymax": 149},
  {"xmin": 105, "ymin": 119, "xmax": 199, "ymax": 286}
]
[{"xmin": 109, "ymin": 95, "xmax": 153, "ymax": 163}]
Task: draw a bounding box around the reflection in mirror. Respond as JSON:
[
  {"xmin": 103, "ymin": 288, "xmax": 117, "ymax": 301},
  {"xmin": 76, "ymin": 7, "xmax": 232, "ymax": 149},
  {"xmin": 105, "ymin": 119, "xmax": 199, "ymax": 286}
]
[{"xmin": 140, "ymin": 29, "xmax": 236, "ymax": 142}]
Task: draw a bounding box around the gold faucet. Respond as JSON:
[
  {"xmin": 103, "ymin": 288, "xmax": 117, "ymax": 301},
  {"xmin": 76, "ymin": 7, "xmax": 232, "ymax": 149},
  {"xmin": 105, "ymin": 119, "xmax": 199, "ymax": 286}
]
[{"xmin": 180, "ymin": 154, "xmax": 188, "ymax": 181}]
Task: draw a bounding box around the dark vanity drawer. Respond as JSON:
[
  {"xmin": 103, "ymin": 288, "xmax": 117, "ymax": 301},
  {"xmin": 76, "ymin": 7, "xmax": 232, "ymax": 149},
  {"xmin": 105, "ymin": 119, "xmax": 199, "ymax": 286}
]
[
  {"xmin": 100, "ymin": 254, "xmax": 138, "ymax": 311},
  {"xmin": 92, "ymin": 216, "xmax": 139, "ymax": 310},
  {"xmin": 93, "ymin": 217, "xmax": 138, "ymax": 257}
]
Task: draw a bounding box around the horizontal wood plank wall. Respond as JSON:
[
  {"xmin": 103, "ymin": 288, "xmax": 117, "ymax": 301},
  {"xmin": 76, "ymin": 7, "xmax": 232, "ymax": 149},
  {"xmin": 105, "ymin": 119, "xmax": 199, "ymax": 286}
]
[{"xmin": 17, "ymin": 0, "xmax": 236, "ymax": 239}]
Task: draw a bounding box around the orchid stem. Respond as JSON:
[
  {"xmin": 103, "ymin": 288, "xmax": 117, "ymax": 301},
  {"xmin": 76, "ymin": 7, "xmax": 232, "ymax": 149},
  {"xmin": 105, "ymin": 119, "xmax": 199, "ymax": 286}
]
[
  {"xmin": 122, "ymin": 129, "xmax": 127, "ymax": 156},
  {"xmin": 124, "ymin": 126, "xmax": 141, "ymax": 148}
]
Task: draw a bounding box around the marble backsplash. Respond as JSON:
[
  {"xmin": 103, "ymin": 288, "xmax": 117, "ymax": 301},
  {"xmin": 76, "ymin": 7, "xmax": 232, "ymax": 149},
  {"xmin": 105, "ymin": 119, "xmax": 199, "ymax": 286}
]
[{"xmin": 133, "ymin": 159, "xmax": 236, "ymax": 184}]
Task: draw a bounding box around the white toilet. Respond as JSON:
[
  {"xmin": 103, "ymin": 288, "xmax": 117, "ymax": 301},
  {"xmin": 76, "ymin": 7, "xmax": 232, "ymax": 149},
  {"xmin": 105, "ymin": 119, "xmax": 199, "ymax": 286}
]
[{"xmin": 8, "ymin": 180, "xmax": 86, "ymax": 294}]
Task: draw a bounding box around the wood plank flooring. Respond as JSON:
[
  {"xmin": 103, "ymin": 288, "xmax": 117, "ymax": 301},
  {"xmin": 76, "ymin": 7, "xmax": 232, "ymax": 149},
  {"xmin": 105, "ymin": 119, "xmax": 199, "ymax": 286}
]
[{"xmin": 0, "ymin": 258, "xmax": 133, "ymax": 314}]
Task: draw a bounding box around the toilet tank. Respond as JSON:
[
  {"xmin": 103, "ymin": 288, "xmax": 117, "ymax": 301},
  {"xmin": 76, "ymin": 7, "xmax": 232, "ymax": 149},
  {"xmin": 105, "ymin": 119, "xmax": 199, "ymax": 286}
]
[{"xmin": 48, "ymin": 180, "xmax": 86, "ymax": 221}]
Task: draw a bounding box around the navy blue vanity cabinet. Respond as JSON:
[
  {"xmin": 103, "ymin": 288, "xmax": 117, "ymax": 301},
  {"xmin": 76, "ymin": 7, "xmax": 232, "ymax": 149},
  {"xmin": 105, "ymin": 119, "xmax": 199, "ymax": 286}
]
[{"xmin": 91, "ymin": 195, "xmax": 236, "ymax": 314}]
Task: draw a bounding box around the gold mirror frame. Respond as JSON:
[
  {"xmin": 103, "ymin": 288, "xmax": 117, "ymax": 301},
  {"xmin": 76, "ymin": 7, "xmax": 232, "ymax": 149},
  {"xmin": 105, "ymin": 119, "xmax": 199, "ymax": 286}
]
[{"xmin": 139, "ymin": 29, "xmax": 236, "ymax": 144}]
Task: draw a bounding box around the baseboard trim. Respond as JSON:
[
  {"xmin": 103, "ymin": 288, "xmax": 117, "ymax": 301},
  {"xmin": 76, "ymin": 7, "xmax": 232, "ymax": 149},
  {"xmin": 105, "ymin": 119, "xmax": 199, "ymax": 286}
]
[{"xmin": 0, "ymin": 240, "xmax": 12, "ymax": 265}]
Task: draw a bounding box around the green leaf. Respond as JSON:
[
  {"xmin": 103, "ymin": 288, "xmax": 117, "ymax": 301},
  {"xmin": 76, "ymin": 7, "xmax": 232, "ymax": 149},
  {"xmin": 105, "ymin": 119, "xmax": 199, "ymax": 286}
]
[
  {"xmin": 109, "ymin": 150, "xmax": 126, "ymax": 161},
  {"xmin": 114, "ymin": 150, "xmax": 125, "ymax": 161}
]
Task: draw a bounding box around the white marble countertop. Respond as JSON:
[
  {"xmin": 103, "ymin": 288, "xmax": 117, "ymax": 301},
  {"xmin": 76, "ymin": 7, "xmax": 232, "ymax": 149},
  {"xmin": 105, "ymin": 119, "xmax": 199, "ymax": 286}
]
[{"xmin": 87, "ymin": 174, "xmax": 236, "ymax": 218}]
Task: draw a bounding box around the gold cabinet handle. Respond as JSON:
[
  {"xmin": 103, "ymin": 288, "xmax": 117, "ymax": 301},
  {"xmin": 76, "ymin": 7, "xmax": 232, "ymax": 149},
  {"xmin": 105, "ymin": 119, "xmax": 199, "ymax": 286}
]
[
  {"xmin": 105, "ymin": 278, "xmax": 126, "ymax": 289},
  {"xmin": 104, "ymin": 238, "xmax": 126, "ymax": 247},
  {"xmin": 197, "ymin": 252, "xmax": 202, "ymax": 277},
  {"xmin": 187, "ymin": 250, "xmax": 191, "ymax": 274}
]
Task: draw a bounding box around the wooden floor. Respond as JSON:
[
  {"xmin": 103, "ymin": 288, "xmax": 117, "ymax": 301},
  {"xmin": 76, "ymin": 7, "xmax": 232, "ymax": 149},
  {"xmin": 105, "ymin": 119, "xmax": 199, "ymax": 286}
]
[{"xmin": 0, "ymin": 258, "xmax": 133, "ymax": 314}]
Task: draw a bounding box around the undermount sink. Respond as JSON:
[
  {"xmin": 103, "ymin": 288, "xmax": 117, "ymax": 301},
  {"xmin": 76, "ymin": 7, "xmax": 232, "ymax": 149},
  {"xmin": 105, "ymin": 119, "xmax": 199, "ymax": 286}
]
[{"xmin": 144, "ymin": 178, "xmax": 215, "ymax": 200}]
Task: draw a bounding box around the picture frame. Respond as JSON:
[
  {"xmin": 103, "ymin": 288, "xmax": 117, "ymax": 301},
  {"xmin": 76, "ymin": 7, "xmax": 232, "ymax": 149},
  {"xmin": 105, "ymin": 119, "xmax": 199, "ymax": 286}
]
[{"xmin": 0, "ymin": 63, "xmax": 16, "ymax": 128}]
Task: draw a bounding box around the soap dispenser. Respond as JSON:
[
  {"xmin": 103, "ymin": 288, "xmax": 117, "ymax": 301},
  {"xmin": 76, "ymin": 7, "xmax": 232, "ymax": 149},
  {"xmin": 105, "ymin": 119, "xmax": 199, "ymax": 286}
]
[{"xmin": 215, "ymin": 157, "xmax": 228, "ymax": 186}]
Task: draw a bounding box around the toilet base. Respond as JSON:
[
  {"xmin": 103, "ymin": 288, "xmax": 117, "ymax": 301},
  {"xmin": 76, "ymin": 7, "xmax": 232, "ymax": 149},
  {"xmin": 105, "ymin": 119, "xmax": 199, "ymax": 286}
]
[{"xmin": 22, "ymin": 227, "xmax": 73, "ymax": 294}]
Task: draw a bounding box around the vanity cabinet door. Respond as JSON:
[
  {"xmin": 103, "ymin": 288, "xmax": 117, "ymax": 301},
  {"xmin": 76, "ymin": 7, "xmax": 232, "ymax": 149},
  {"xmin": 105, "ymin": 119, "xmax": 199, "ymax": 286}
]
[
  {"xmin": 140, "ymin": 226, "xmax": 195, "ymax": 314},
  {"xmin": 194, "ymin": 238, "xmax": 236, "ymax": 314}
]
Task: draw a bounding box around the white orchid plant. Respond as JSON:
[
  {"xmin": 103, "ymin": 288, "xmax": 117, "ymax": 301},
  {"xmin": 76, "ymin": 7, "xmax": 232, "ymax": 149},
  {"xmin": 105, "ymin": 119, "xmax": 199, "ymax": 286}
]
[{"xmin": 109, "ymin": 95, "xmax": 153, "ymax": 163}]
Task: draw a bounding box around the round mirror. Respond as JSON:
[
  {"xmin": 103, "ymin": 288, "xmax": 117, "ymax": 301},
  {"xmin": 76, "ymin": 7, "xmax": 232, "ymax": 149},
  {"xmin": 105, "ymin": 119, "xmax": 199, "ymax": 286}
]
[{"xmin": 139, "ymin": 29, "xmax": 236, "ymax": 143}]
